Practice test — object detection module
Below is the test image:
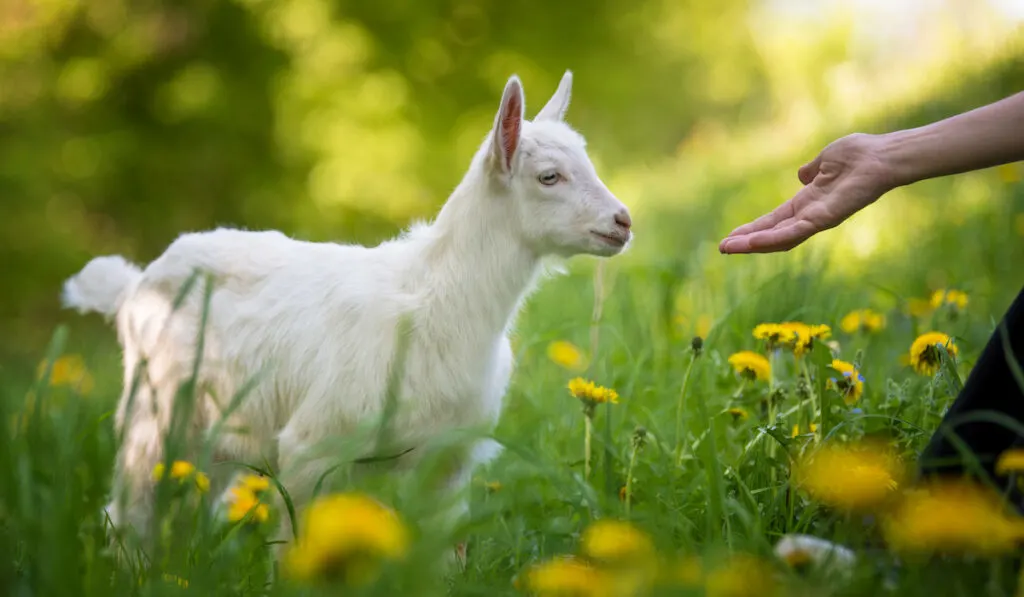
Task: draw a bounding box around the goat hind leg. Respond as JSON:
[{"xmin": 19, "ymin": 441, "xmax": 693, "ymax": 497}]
[{"xmin": 106, "ymin": 404, "xmax": 165, "ymax": 543}]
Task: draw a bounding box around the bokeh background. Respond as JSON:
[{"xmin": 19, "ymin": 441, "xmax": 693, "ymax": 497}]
[
  {"xmin": 2, "ymin": 0, "xmax": 1023, "ymax": 366},
  {"xmin": 4, "ymin": 3, "xmax": 1024, "ymax": 595}
]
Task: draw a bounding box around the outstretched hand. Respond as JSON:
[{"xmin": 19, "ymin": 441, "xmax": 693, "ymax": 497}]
[{"xmin": 718, "ymin": 133, "xmax": 896, "ymax": 254}]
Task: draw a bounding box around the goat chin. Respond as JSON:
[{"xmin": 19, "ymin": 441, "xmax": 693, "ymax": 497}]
[{"xmin": 61, "ymin": 69, "xmax": 632, "ymax": 566}]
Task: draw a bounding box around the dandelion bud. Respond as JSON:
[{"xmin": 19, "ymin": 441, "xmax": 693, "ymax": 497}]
[
  {"xmin": 770, "ymin": 387, "xmax": 786, "ymax": 408},
  {"xmin": 795, "ymin": 378, "xmax": 810, "ymax": 400},
  {"xmin": 691, "ymin": 336, "xmax": 704, "ymax": 356},
  {"xmin": 632, "ymin": 426, "xmax": 648, "ymax": 449}
]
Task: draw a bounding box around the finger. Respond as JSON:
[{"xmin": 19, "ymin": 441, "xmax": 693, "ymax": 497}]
[
  {"xmin": 721, "ymin": 200, "xmax": 796, "ymax": 241},
  {"xmin": 721, "ymin": 219, "xmax": 818, "ymax": 254},
  {"xmin": 798, "ymin": 153, "xmax": 823, "ymax": 185},
  {"xmin": 743, "ymin": 219, "xmax": 817, "ymax": 253},
  {"xmin": 718, "ymin": 212, "xmax": 787, "ymax": 253},
  {"xmin": 719, "ymin": 214, "xmax": 797, "ymax": 252},
  {"xmin": 719, "ymin": 176, "xmax": 823, "ymax": 252}
]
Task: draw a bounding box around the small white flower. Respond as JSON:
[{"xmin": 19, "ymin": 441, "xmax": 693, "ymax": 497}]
[{"xmin": 774, "ymin": 534, "xmax": 857, "ymax": 574}]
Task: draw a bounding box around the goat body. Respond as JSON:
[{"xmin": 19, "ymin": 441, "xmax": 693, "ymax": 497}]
[{"xmin": 62, "ymin": 70, "xmax": 632, "ymax": 548}]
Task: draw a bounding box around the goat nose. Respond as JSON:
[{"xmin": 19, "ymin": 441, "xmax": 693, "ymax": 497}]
[{"xmin": 614, "ymin": 210, "xmax": 632, "ymax": 230}]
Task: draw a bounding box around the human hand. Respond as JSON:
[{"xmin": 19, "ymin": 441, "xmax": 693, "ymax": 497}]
[{"xmin": 718, "ymin": 133, "xmax": 897, "ymax": 254}]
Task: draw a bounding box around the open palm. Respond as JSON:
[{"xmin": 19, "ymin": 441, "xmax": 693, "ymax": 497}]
[{"xmin": 719, "ymin": 133, "xmax": 895, "ymax": 254}]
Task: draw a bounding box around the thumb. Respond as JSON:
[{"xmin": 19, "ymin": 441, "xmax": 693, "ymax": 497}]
[{"xmin": 797, "ymin": 153, "xmax": 823, "ymax": 185}]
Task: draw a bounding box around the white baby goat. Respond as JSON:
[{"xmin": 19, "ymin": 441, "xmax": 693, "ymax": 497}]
[{"xmin": 61, "ymin": 70, "xmax": 632, "ymax": 554}]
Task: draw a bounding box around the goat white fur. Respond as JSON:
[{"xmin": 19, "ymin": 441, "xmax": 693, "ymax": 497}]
[{"xmin": 61, "ymin": 71, "xmax": 632, "ymax": 549}]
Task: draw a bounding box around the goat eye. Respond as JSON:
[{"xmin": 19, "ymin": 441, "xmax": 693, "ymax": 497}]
[{"xmin": 538, "ymin": 171, "xmax": 560, "ymax": 186}]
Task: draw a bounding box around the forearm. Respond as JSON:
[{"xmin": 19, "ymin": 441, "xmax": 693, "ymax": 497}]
[{"xmin": 878, "ymin": 91, "xmax": 1024, "ymax": 187}]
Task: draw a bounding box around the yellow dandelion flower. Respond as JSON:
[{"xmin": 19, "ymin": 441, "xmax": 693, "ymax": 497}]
[
  {"xmin": 791, "ymin": 423, "xmax": 817, "ymax": 438},
  {"xmin": 827, "ymin": 359, "xmax": 864, "ymax": 405},
  {"xmin": 754, "ymin": 322, "xmax": 830, "ymax": 356},
  {"xmin": 906, "ymin": 297, "xmax": 934, "ymax": 318},
  {"xmin": 882, "ymin": 480, "xmax": 1024, "ymax": 556},
  {"xmin": 152, "ymin": 460, "xmax": 190, "ymax": 481},
  {"xmin": 580, "ymin": 519, "xmax": 655, "ymax": 563},
  {"xmin": 240, "ymin": 473, "xmax": 271, "ymax": 493},
  {"xmin": 839, "ymin": 309, "xmax": 885, "ymax": 334},
  {"xmin": 485, "ymin": 480, "xmax": 502, "ymax": 493},
  {"xmin": 657, "ymin": 555, "xmax": 703, "ymax": 587},
  {"xmin": 752, "ymin": 323, "xmax": 796, "ymax": 347},
  {"xmin": 727, "ymin": 351, "xmax": 770, "ymax": 382},
  {"xmin": 152, "ymin": 460, "xmax": 209, "ymax": 492},
  {"xmin": 726, "ymin": 407, "xmax": 749, "ymax": 421},
  {"xmin": 170, "ymin": 461, "xmax": 195, "ymax": 479},
  {"xmin": 568, "ymin": 377, "xmax": 592, "ymax": 397},
  {"xmin": 285, "ymin": 493, "xmax": 410, "ymax": 585},
  {"xmin": 930, "ymin": 289, "xmax": 969, "ymax": 311},
  {"xmin": 839, "ymin": 312, "xmax": 860, "ymax": 334},
  {"xmin": 520, "ymin": 556, "xmax": 609, "ymax": 597},
  {"xmin": 780, "ymin": 322, "xmax": 831, "ymax": 356},
  {"xmin": 36, "ymin": 354, "xmax": 94, "ymax": 394},
  {"xmin": 195, "ymin": 472, "xmax": 210, "ymax": 493},
  {"xmin": 996, "ymin": 449, "xmax": 1024, "ymax": 476},
  {"xmin": 704, "ymin": 553, "xmax": 779, "ymax": 597},
  {"xmin": 567, "ymin": 378, "xmax": 619, "ymax": 405},
  {"xmin": 547, "ymin": 341, "xmax": 587, "ymax": 372},
  {"xmin": 781, "ymin": 321, "xmax": 811, "ymax": 344},
  {"xmin": 227, "ymin": 486, "xmax": 269, "ymax": 523},
  {"xmin": 793, "ymin": 441, "xmax": 903, "ymax": 511},
  {"xmin": 909, "ymin": 332, "xmax": 958, "ymax": 376}
]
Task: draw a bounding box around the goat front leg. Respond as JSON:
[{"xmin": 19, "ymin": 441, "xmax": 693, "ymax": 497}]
[
  {"xmin": 433, "ymin": 438, "xmax": 504, "ymax": 573},
  {"xmin": 270, "ymin": 419, "xmax": 376, "ymax": 561}
]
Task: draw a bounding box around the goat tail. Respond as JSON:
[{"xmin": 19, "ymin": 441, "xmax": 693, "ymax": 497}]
[{"xmin": 61, "ymin": 255, "xmax": 143, "ymax": 319}]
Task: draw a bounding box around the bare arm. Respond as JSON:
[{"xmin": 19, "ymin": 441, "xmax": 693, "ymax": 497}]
[
  {"xmin": 719, "ymin": 91, "xmax": 1024, "ymax": 254},
  {"xmin": 882, "ymin": 92, "xmax": 1024, "ymax": 185}
]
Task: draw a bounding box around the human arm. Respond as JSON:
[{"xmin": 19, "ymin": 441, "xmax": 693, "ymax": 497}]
[{"xmin": 719, "ymin": 91, "xmax": 1024, "ymax": 254}]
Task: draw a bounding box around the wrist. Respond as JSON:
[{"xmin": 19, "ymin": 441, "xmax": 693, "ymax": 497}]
[{"xmin": 873, "ymin": 128, "xmax": 930, "ymax": 189}]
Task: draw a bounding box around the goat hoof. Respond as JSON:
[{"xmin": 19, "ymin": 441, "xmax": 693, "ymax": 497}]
[{"xmin": 454, "ymin": 542, "xmax": 467, "ymax": 572}]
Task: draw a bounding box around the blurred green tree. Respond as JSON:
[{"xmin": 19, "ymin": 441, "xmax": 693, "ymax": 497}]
[{"xmin": 0, "ymin": 0, "xmax": 1020, "ymax": 362}]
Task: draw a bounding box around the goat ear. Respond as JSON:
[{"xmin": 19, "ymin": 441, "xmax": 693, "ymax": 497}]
[
  {"xmin": 535, "ymin": 70, "xmax": 572, "ymax": 122},
  {"xmin": 490, "ymin": 75, "xmax": 525, "ymax": 176}
]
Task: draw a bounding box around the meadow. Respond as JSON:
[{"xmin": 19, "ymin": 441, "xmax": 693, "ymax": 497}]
[
  {"xmin": 5, "ymin": 170, "xmax": 1024, "ymax": 596},
  {"xmin": 4, "ymin": 2, "xmax": 1024, "ymax": 596}
]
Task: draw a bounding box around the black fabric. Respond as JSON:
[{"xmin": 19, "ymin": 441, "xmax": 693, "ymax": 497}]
[{"xmin": 919, "ymin": 284, "xmax": 1024, "ymax": 488}]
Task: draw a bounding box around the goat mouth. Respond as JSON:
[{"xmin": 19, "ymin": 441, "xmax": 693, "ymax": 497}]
[{"xmin": 590, "ymin": 231, "xmax": 628, "ymax": 248}]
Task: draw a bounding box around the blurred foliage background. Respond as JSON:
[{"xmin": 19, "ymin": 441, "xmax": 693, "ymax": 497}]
[{"xmin": 1, "ymin": 0, "xmax": 1023, "ymax": 365}]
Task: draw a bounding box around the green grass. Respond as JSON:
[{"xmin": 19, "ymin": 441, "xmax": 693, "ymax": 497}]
[{"xmin": 3, "ymin": 179, "xmax": 1024, "ymax": 597}]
